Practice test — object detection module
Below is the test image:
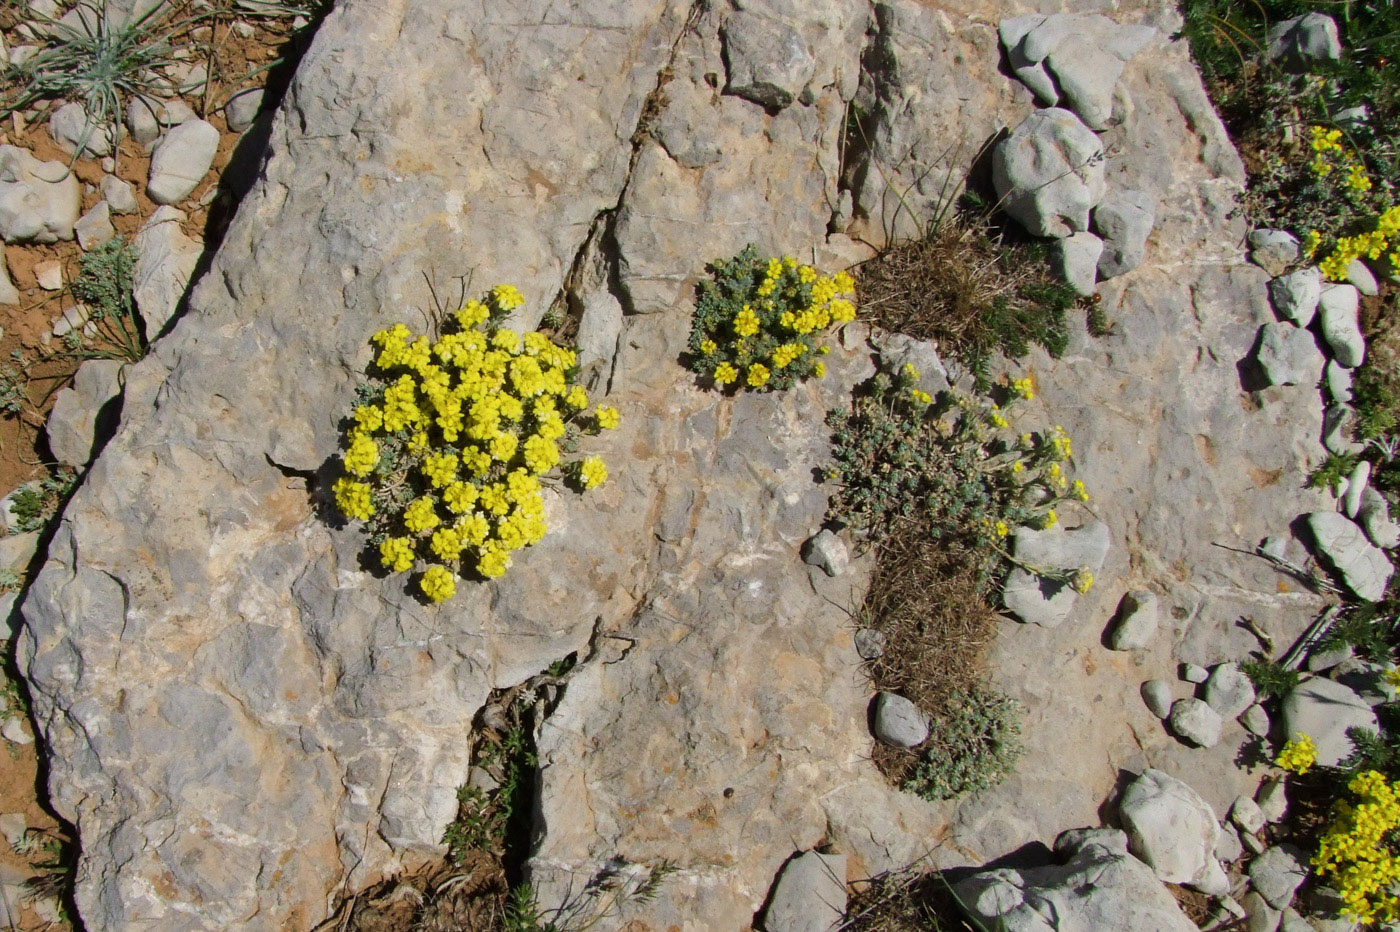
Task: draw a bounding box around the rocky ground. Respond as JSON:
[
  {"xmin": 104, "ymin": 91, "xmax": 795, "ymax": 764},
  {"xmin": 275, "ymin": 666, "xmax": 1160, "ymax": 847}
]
[{"xmin": 0, "ymin": 0, "xmax": 1391, "ymax": 930}]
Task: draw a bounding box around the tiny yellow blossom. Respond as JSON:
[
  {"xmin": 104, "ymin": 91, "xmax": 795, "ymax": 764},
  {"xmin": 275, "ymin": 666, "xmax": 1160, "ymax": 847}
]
[
  {"xmin": 714, "ymin": 362, "xmax": 738, "ymax": 385},
  {"xmin": 379, "ymin": 536, "xmax": 415, "ymax": 573},
  {"xmin": 747, "ymin": 363, "xmax": 771, "ymax": 388},
  {"xmin": 1276, "ymin": 734, "xmax": 1317, "ymax": 775},
  {"xmin": 579, "ymin": 456, "xmax": 608, "ymax": 490},
  {"xmin": 595, "ymin": 405, "xmax": 621, "ymax": 430},
  {"xmin": 420, "ymin": 565, "xmax": 456, "ymax": 602}
]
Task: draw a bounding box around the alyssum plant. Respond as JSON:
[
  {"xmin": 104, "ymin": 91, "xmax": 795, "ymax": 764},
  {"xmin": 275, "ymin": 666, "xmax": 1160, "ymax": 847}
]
[{"xmin": 332, "ymin": 284, "xmax": 617, "ymax": 603}]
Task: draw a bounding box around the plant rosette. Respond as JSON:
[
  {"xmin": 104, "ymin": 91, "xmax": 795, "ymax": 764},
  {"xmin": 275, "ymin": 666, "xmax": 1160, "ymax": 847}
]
[
  {"xmin": 688, "ymin": 245, "xmax": 856, "ymax": 391},
  {"xmin": 332, "ymin": 284, "xmax": 618, "ymax": 602},
  {"xmin": 826, "ymin": 366, "xmax": 1091, "ymax": 557}
]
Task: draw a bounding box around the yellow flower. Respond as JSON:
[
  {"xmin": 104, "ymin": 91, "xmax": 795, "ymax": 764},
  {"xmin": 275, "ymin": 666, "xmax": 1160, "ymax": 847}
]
[
  {"xmin": 1072, "ymin": 479, "xmax": 1089, "ymax": 502},
  {"xmin": 747, "ymin": 363, "xmax": 771, "ymax": 388},
  {"xmin": 565, "ymin": 385, "xmax": 588, "ymax": 410},
  {"xmin": 523, "ymin": 435, "xmax": 560, "ymax": 474},
  {"xmin": 403, "ymin": 496, "xmax": 440, "ymax": 533},
  {"xmin": 490, "ymin": 283, "xmax": 525, "ymax": 311},
  {"xmin": 353, "ymin": 405, "xmax": 384, "ymax": 432},
  {"xmin": 429, "ymin": 527, "xmax": 463, "ymax": 562},
  {"xmin": 420, "ymin": 565, "xmax": 456, "ymax": 602},
  {"xmin": 1041, "ymin": 509, "xmax": 1058, "ymax": 529},
  {"xmin": 910, "ymin": 388, "xmax": 932, "ymax": 404},
  {"xmin": 333, "ymin": 478, "xmax": 374, "ymax": 521},
  {"xmin": 594, "ymin": 405, "xmax": 620, "ymax": 430},
  {"xmin": 443, "ymin": 481, "xmax": 478, "ymax": 515},
  {"xmin": 343, "ymin": 433, "xmax": 379, "ymax": 477},
  {"xmin": 489, "ymin": 431, "xmax": 518, "ymax": 462},
  {"xmin": 699, "ymin": 339, "xmax": 718, "ymax": 355},
  {"xmin": 714, "ymin": 362, "xmax": 738, "ymax": 385},
  {"xmin": 457, "ymin": 299, "xmax": 490, "ymax": 327},
  {"xmin": 1276, "ymin": 734, "xmax": 1318, "ymax": 775},
  {"xmin": 421, "ymin": 452, "xmax": 458, "ymax": 488},
  {"xmin": 733, "ymin": 304, "xmax": 760, "ymax": 338},
  {"xmin": 813, "ymin": 361, "xmax": 826, "ymax": 378},
  {"xmin": 579, "ymin": 455, "xmax": 608, "ymax": 490},
  {"xmin": 1071, "ymin": 568, "xmax": 1094, "ymax": 593},
  {"xmin": 477, "ymin": 544, "xmax": 511, "ymax": 579},
  {"xmin": 1011, "ymin": 376, "xmax": 1035, "ymax": 401},
  {"xmin": 379, "ymin": 536, "xmax": 415, "ymax": 573},
  {"xmin": 994, "ymin": 520, "xmax": 1009, "ymax": 538}
]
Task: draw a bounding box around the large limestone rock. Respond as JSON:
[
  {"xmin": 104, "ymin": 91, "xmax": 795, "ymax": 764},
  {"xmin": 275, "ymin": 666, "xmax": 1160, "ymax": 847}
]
[
  {"xmin": 1281, "ymin": 676, "xmax": 1379, "ymax": 767},
  {"xmin": 15, "ymin": 0, "xmax": 1340, "ymax": 927},
  {"xmin": 993, "ymin": 107, "xmax": 1106, "ymax": 238},
  {"xmin": 0, "ymin": 145, "xmax": 82, "ymax": 243},
  {"xmin": 1118, "ymin": 769, "xmax": 1223, "ymax": 890},
  {"xmin": 954, "ymin": 828, "xmax": 1197, "ymax": 932}
]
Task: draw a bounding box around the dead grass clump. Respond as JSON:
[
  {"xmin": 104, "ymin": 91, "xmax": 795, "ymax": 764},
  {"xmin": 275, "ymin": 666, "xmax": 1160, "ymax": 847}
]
[
  {"xmin": 324, "ymin": 851, "xmax": 510, "ymax": 932},
  {"xmin": 843, "ymin": 866, "xmax": 984, "ymax": 932},
  {"xmin": 856, "ymin": 219, "xmax": 1077, "ymax": 383},
  {"xmin": 861, "ymin": 523, "xmax": 1002, "ymax": 788}
]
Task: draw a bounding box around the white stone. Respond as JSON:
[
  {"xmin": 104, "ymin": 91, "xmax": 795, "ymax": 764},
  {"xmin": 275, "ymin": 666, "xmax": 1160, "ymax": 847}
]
[
  {"xmin": 1307, "ymin": 511, "xmax": 1393, "ymax": 601},
  {"xmin": 1268, "ymin": 13, "xmax": 1343, "ymax": 68},
  {"xmin": 1094, "ymin": 189, "xmax": 1155, "ymax": 278},
  {"xmin": 0, "ymin": 245, "xmax": 18, "ymax": 305},
  {"xmin": 45, "ymin": 358, "xmax": 125, "ymax": 468},
  {"xmin": 1358, "ymin": 488, "xmax": 1400, "ymax": 550},
  {"xmin": 100, "ymin": 175, "xmax": 138, "ymax": 215},
  {"xmin": 1325, "ymin": 359, "xmax": 1353, "ymax": 403},
  {"xmin": 1344, "ymin": 460, "xmax": 1371, "ymax": 519},
  {"xmin": 35, "ymin": 259, "xmax": 61, "ymax": 290},
  {"xmin": 0, "ymin": 718, "xmax": 30, "ymax": 745},
  {"xmin": 872, "ymin": 692, "xmax": 927, "ymax": 748},
  {"xmin": 1230, "ymin": 795, "xmax": 1266, "ymax": 835},
  {"xmin": 1055, "ymin": 231, "xmax": 1102, "ymax": 296},
  {"xmin": 1204, "ymin": 662, "xmax": 1256, "ymax": 719},
  {"xmin": 133, "ymin": 205, "xmax": 200, "ymax": 337},
  {"xmin": 1346, "ymin": 259, "xmax": 1379, "ymax": 296},
  {"xmin": 75, "ymin": 200, "xmax": 115, "ymax": 251},
  {"xmin": 1319, "ymin": 283, "xmax": 1365, "ymax": 368},
  {"xmin": 224, "ymin": 88, "xmax": 264, "ymax": 133},
  {"xmin": 1249, "ymin": 844, "xmax": 1308, "ymax": 910},
  {"xmin": 1168, "ymin": 697, "xmax": 1223, "ymax": 748},
  {"xmin": 147, "ymin": 119, "xmax": 219, "ymax": 205},
  {"xmin": 1257, "ymin": 779, "xmax": 1287, "ymax": 823},
  {"xmin": 1268, "ymin": 267, "xmax": 1321, "ymax": 326},
  {"xmin": 1255, "ymin": 321, "xmax": 1324, "ymax": 387},
  {"xmin": 993, "ymin": 108, "xmax": 1106, "ymax": 239},
  {"xmin": 0, "ymin": 145, "xmax": 82, "ymax": 243},
  {"xmin": 49, "ymin": 101, "xmax": 116, "ymax": 157},
  {"xmin": 125, "ymin": 96, "xmax": 160, "ymax": 145},
  {"xmin": 801, "ymin": 529, "xmax": 848, "ymax": 578},
  {"xmin": 1250, "ymin": 229, "xmax": 1300, "ymax": 277},
  {"xmin": 1181, "ymin": 662, "xmax": 1209, "ymax": 684},
  {"xmin": 1241, "ymin": 703, "xmax": 1270, "ymax": 736},
  {"xmin": 762, "ymin": 850, "xmax": 846, "ymax": 932},
  {"xmin": 1109, "ymin": 590, "xmax": 1157, "ymax": 651},
  {"xmin": 1282, "ymin": 676, "xmax": 1379, "ymax": 767},
  {"xmin": 1118, "ymin": 768, "xmax": 1221, "ymax": 888},
  {"xmin": 1141, "ymin": 679, "xmax": 1172, "ymax": 719}
]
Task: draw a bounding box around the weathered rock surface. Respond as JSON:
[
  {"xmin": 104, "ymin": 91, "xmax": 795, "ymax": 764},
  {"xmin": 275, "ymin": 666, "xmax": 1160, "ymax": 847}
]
[
  {"xmin": 1281, "ymin": 676, "xmax": 1379, "ymax": 767},
  {"xmin": 74, "ymin": 200, "xmax": 115, "ymax": 251},
  {"xmin": 16, "ymin": 0, "xmax": 1340, "ymax": 927},
  {"xmin": 1118, "ymin": 769, "xmax": 1221, "ymax": 889},
  {"xmin": 954, "ymin": 828, "xmax": 1196, "ymax": 932},
  {"xmin": 721, "ymin": 11, "xmax": 814, "ymax": 111},
  {"xmin": 762, "ymin": 850, "xmax": 846, "ymax": 932},
  {"xmin": 1268, "ymin": 12, "xmax": 1342, "ymax": 69},
  {"xmin": 873, "ymin": 691, "xmax": 929, "ymax": 748},
  {"xmin": 993, "ymin": 108, "xmax": 1106, "ymax": 238},
  {"xmin": 0, "ymin": 145, "xmax": 82, "ymax": 243},
  {"xmin": 1094, "ymin": 188, "xmax": 1155, "ymax": 278},
  {"xmin": 1169, "ymin": 697, "xmax": 1223, "ymax": 747},
  {"xmin": 0, "ymin": 245, "xmax": 18, "ymax": 305},
  {"xmin": 1307, "ymin": 511, "xmax": 1393, "ymax": 601},
  {"xmin": 1249, "ymin": 844, "xmax": 1308, "ymax": 910},
  {"xmin": 998, "ymin": 14, "xmax": 1156, "ymax": 129},
  {"xmin": 1256, "ymin": 321, "xmax": 1325, "ymax": 387},
  {"xmin": 224, "ymin": 88, "xmax": 264, "ymax": 133},
  {"xmin": 147, "ymin": 118, "xmax": 219, "ymax": 205},
  {"xmin": 132, "ymin": 205, "xmax": 201, "ymax": 338},
  {"xmin": 1268, "ymin": 267, "xmax": 1321, "ymax": 326},
  {"xmin": 1002, "ymin": 521, "xmax": 1111, "ymax": 627},
  {"xmin": 801, "ymin": 529, "xmax": 848, "ymax": 577},
  {"xmin": 44, "ymin": 359, "xmax": 124, "ymax": 469},
  {"xmin": 1249, "ymin": 229, "xmax": 1299, "ymax": 277},
  {"xmin": 1204, "ymin": 661, "xmax": 1255, "ymax": 719}
]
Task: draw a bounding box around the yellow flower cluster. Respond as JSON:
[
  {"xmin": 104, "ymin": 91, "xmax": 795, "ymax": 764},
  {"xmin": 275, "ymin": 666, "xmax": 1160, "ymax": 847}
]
[
  {"xmin": 1318, "ymin": 205, "xmax": 1400, "ymax": 280},
  {"xmin": 1276, "ymin": 733, "xmax": 1318, "ymax": 775},
  {"xmin": 334, "ymin": 286, "xmax": 617, "ymax": 602},
  {"xmin": 1313, "ymin": 770, "xmax": 1400, "ymax": 924},
  {"xmin": 691, "ymin": 247, "xmax": 856, "ymax": 393}
]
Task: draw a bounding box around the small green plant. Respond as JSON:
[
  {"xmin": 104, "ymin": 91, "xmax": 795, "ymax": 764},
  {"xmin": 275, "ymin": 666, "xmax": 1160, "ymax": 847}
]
[
  {"xmin": 70, "ymin": 238, "xmax": 146, "ymax": 359},
  {"xmin": 0, "ymin": 569, "xmax": 22, "ymax": 594},
  {"xmin": 2, "ymin": 0, "xmax": 191, "ymax": 159},
  {"xmin": 1307, "ymin": 451, "xmax": 1361, "ymax": 493},
  {"xmin": 8, "ymin": 470, "xmax": 76, "ymax": 535},
  {"xmin": 904, "ymin": 687, "xmax": 1024, "ymax": 802},
  {"xmin": 332, "ymin": 284, "xmax": 617, "ymax": 602},
  {"xmin": 825, "ymin": 367, "xmax": 1088, "ymax": 554},
  {"xmin": 686, "ymin": 246, "xmax": 855, "ymax": 391},
  {"xmin": 1241, "ymin": 658, "xmax": 1302, "ymax": 699}
]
